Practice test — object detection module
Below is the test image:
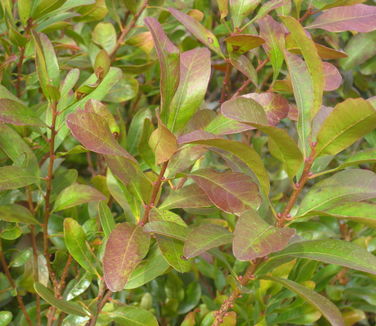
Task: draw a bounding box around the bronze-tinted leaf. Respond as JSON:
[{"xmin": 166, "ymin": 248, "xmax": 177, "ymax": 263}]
[
  {"xmin": 0, "ymin": 99, "xmax": 44, "ymax": 126},
  {"xmin": 323, "ymin": 62, "xmax": 342, "ymax": 91},
  {"xmin": 225, "ymin": 34, "xmax": 265, "ymax": 53}
]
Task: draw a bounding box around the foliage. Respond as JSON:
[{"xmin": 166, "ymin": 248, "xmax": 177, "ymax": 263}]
[{"xmin": 0, "ymin": 0, "xmax": 376, "ymax": 325}]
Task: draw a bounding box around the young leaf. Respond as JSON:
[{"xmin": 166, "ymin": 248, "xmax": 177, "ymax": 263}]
[
  {"xmin": 0, "ymin": 99, "xmax": 45, "ymax": 126},
  {"xmin": 97, "ymin": 202, "xmax": 115, "ymax": 238},
  {"xmin": 0, "ymin": 205, "xmax": 39, "ymax": 225},
  {"xmin": 0, "ymin": 166, "xmax": 38, "ymax": 191},
  {"xmin": 64, "ymin": 218, "xmax": 99, "ymax": 275},
  {"xmin": 272, "ymin": 239, "xmax": 376, "ymax": 275},
  {"xmin": 307, "ymin": 4, "xmax": 376, "ymax": 33},
  {"xmin": 184, "ymin": 224, "xmax": 233, "ymax": 259},
  {"xmin": 298, "ymin": 169, "xmax": 376, "ymax": 215},
  {"xmin": 106, "ymin": 306, "xmax": 158, "ymax": 326},
  {"xmin": 233, "ymin": 209, "xmax": 295, "ymax": 261},
  {"xmin": 92, "ymin": 22, "xmax": 116, "ymax": 53},
  {"xmin": 191, "ymin": 169, "xmax": 261, "ymax": 214},
  {"xmin": 167, "ymin": 48, "xmax": 211, "ymax": 132},
  {"xmin": 315, "ymin": 98, "xmax": 376, "ymax": 157},
  {"xmin": 323, "ymin": 62, "xmax": 342, "ymax": 91},
  {"xmin": 34, "ymin": 282, "xmax": 90, "ymax": 317},
  {"xmin": 263, "ymin": 276, "xmax": 344, "ymax": 326},
  {"xmin": 225, "ymin": 34, "xmax": 265, "ymax": 53},
  {"xmin": 53, "ymin": 183, "xmax": 106, "ymax": 212},
  {"xmin": 169, "ymin": 8, "xmax": 223, "ymax": 57},
  {"xmin": 103, "ymin": 223, "xmax": 150, "ymax": 292},
  {"xmin": 144, "ymin": 17, "xmax": 180, "ymax": 123}
]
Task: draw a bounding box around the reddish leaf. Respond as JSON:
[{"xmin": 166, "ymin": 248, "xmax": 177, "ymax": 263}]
[
  {"xmin": 307, "ymin": 4, "xmax": 376, "ymax": 33},
  {"xmin": 229, "ymin": 54, "xmax": 258, "ymax": 86},
  {"xmin": 191, "ymin": 169, "xmax": 261, "ymax": 214},
  {"xmin": 225, "ymin": 34, "xmax": 265, "ymax": 53},
  {"xmin": 103, "ymin": 223, "xmax": 150, "ymax": 292},
  {"xmin": 233, "ymin": 209, "xmax": 295, "ymax": 261},
  {"xmin": 184, "ymin": 223, "xmax": 233, "ymax": 258},
  {"xmin": 0, "ymin": 99, "xmax": 44, "ymax": 126},
  {"xmin": 323, "ymin": 62, "xmax": 342, "ymax": 91}
]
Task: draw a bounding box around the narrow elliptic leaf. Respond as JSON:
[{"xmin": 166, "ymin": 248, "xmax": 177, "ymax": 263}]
[
  {"xmin": 64, "ymin": 218, "xmax": 99, "ymax": 275},
  {"xmin": 230, "ymin": 0, "xmax": 260, "ymax": 28},
  {"xmin": 125, "ymin": 247, "xmax": 169, "ymax": 289},
  {"xmin": 168, "ymin": 48, "xmax": 211, "ymax": 132},
  {"xmin": 144, "ymin": 17, "xmax": 180, "ymax": 122},
  {"xmin": 191, "ymin": 169, "xmax": 261, "ymax": 214},
  {"xmin": 159, "ymin": 184, "xmax": 212, "ymax": 210},
  {"xmin": 204, "ymin": 113, "xmax": 253, "ymax": 135},
  {"xmin": 144, "ymin": 221, "xmax": 189, "ymax": 241},
  {"xmin": 34, "ymin": 282, "xmax": 90, "ymax": 317},
  {"xmin": 229, "ymin": 54, "xmax": 258, "ymax": 86},
  {"xmin": 0, "ymin": 99, "xmax": 44, "ymax": 126},
  {"xmin": 0, "ymin": 204, "xmax": 39, "ymax": 224},
  {"xmin": 233, "ymin": 209, "xmax": 295, "ymax": 261},
  {"xmin": 53, "ymin": 183, "xmax": 106, "ymax": 212},
  {"xmin": 149, "ymin": 118, "xmax": 178, "ymax": 164},
  {"xmin": 273, "ymin": 239, "xmax": 376, "ymax": 275},
  {"xmin": 298, "ymin": 169, "xmax": 376, "ymax": 215},
  {"xmin": 92, "ymin": 22, "xmax": 116, "ymax": 53},
  {"xmin": 67, "ymin": 107, "xmax": 135, "ymax": 159},
  {"xmin": 169, "ymin": 8, "xmax": 223, "ymax": 57},
  {"xmin": 225, "ymin": 34, "xmax": 265, "ymax": 53},
  {"xmin": 97, "ymin": 202, "xmax": 115, "ymax": 238},
  {"xmin": 323, "ymin": 62, "xmax": 342, "ymax": 91},
  {"xmin": 281, "ymin": 16, "xmax": 324, "ymax": 118},
  {"xmin": 184, "ymin": 224, "xmax": 233, "ymax": 259},
  {"xmin": 178, "ymin": 131, "xmax": 270, "ymax": 194},
  {"xmin": 0, "ymin": 166, "xmax": 38, "ymax": 191},
  {"xmin": 315, "ymin": 98, "xmax": 376, "ymax": 157},
  {"xmin": 103, "ymin": 223, "xmax": 150, "ymax": 292},
  {"xmin": 263, "ymin": 276, "xmax": 344, "ymax": 326},
  {"xmin": 106, "ymin": 306, "xmax": 158, "ymax": 326},
  {"xmin": 156, "ymin": 237, "xmax": 191, "ymax": 273},
  {"xmin": 307, "ymin": 4, "xmax": 376, "ymax": 33}
]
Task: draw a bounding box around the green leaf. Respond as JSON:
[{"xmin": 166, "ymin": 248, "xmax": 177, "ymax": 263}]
[
  {"xmin": 233, "ymin": 209, "xmax": 295, "ymax": 261},
  {"xmin": 191, "ymin": 169, "xmax": 261, "ymax": 214},
  {"xmin": 0, "ymin": 166, "xmax": 39, "ymax": 191},
  {"xmin": 0, "ymin": 99, "xmax": 45, "ymax": 126},
  {"xmin": 0, "ymin": 311, "xmax": 12, "ymax": 326},
  {"xmin": 263, "ymin": 276, "xmax": 344, "ymax": 326},
  {"xmin": 169, "ymin": 8, "xmax": 224, "ymax": 57},
  {"xmin": 104, "ymin": 74, "xmax": 138, "ymax": 103},
  {"xmin": 103, "ymin": 223, "xmax": 150, "ymax": 291},
  {"xmin": 144, "ymin": 221, "xmax": 189, "ymax": 241},
  {"xmin": 92, "ymin": 22, "xmax": 116, "ymax": 53},
  {"xmin": 230, "ymin": 0, "xmax": 260, "ymax": 28},
  {"xmin": 183, "ymin": 223, "xmax": 233, "ymax": 259},
  {"xmin": 225, "ymin": 34, "xmax": 265, "ymax": 54},
  {"xmin": 97, "ymin": 202, "xmax": 115, "ymax": 238},
  {"xmin": 298, "ymin": 169, "xmax": 376, "ymax": 216},
  {"xmin": 63, "ymin": 218, "xmax": 99, "ymax": 275},
  {"xmin": 168, "ymin": 48, "xmax": 211, "ymax": 132},
  {"xmin": 31, "ymin": 0, "xmax": 68, "ymax": 19},
  {"xmin": 315, "ymin": 98, "xmax": 376, "ymax": 158},
  {"xmin": 272, "ymin": 239, "xmax": 376, "ymax": 275},
  {"xmin": 105, "ymin": 306, "xmax": 158, "ymax": 326},
  {"xmin": 0, "ymin": 205, "xmax": 39, "ymax": 224},
  {"xmin": 53, "ymin": 183, "xmax": 106, "ymax": 212}
]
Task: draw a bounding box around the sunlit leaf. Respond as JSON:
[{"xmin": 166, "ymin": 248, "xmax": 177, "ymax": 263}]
[
  {"xmin": 230, "ymin": 0, "xmax": 260, "ymax": 28},
  {"xmin": 105, "ymin": 306, "xmax": 158, "ymax": 326},
  {"xmin": 0, "ymin": 205, "xmax": 39, "ymax": 225},
  {"xmin": 0, "ymin": 166, "xmax": 39, "ymax": 191}
]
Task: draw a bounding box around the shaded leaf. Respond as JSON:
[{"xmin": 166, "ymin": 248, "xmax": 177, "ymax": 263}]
[
  {"xmin": 0, "ymin": 99, "xmax": 44, "ymax": 126},
  {"xmin": 229, "ymin": 54, "xmax": 258, "ymax": 86},
  {"xmin": 103, "ymin": 223, "xmax": 150, "ymax": 291},
  {"xmin": 233, "ymin": 209, "xmax": 295, "ymax": 261},
  {"xmin": 0, "ymin": 166, "xmax": 38, "ymax": 191},
  {"xmin": 97, "ymin": 202, "xmax": 115, "ymax": 238},
  {"xmin": 64, "ymin": 218, "xmax": 99, "ymax": 275},
  {"xmin": 191, "ymin": 169, "xmax": 261, "ymax": 214},
  {"xmin": 184, "ymin": 224, "xmax": 233, "ymax": 259},
  {"xmin": 263, "ymin": 276, "xmax": 344, "ymax": 326},
  {"xmin": 0, "ymin": 205, "xmax": 39, "ymax": 224},
  {"xmin": 53, "ymin": 183, "xmax": 106, "ymax": 212},
  {"xmin": 307, "ymin": 4, "xmax": 376, "ymax": 33}
]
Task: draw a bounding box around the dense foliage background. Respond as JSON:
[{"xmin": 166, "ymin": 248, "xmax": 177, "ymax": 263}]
[{"xmin": 0, "ymin": 0, "xmax": 376, "ymax": 325}]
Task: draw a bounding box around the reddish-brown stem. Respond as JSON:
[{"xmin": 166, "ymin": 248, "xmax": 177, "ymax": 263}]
[
  {"xmin": 110, "ymin": 0, "xmax": 149, "ymax": 60},
  {"xmin": 0, "ymin": 242, "xmax": 33, "ymax": 326},
  {"xmin": 139, "ymin": 161, "xmax": 169, "ymax": 226},
  {"xmin": 220, "ymin": 60, "xmax": 232, "ymax": 104},
  {"xmin": 87, "ymin": 289, "xmax": 112, "ymax": 326}
]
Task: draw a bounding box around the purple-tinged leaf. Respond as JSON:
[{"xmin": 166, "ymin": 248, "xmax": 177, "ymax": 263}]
[
  {"xmin": 103, "ymin": 223, "xmax": 150, "ymax": 292},
  {"xmin": 144, "ymin": 221, "xmax": 188, "ymax": 241},
  {"xmin": 230, "ymin": 0, "xmax": 260, "ymax": 28},
  {"xmin": 159, "ymin": 184, "xmax": 212, "ymax": 210},
  {"xmin": 67, "ymin": 107, "xmax": 135, "ymax": 159},
  {"xmin": 229, "ymin": 54, "xmax": 258, "ymax": 86},
  {"xmin": 243, "ymin": 92, "xmax": 289, "ymax": 125},
  {"xmin": 233, "ymin": 209, "xmax": 295, "ymax": 261},
  {"xmin": 178, "ymin": 131, "xmax": 270, "ymax": 194},
  {"xmin": 263, "ymin": 276, "xmax": 344, "ymax": 326},
  {"xmin": 225, "ymin": 34, "xmax": 265, "ymax": 54},
  {"xmin": 273, "ymin": 239, "xmax": 376, "ymax": 275},
  {"xmin": 298, "ymin": 169, "xmax": 376, "ymax": 216},
  {"xmin": 204, "ymin": 113, "xmax": 253, "ymax": 135},
  {"xmin": 323, "ymin": 62, "xmax": 342, "ymax": 91},
  {"xmin": 148, "ymin": 118, "xmax": 178, "ymax": 164},
  {"xmin": 53, "ymin": 183, "xmax": 106, "ymax": 212},
  {"xmin": 169, "ymin": 8, "xmax": 223, "ymax": 57},
  {"xmin": 307, "ymin": 4, "xmax": 376, "ymax": 33},
  {"xmin": 144, "ymin": 17, "xmax": 180, "ymax": 123},
  {"xmin": 191, "ymin": 169, "xmax": 261, "ymax": 214},
  {"xmin": 168, "ymin": 48, "xmax": 211, "ymax": 132},
  {"xmin": 0, "ymin": 166, "xmax": 39, "ymax": 191},
  {"xmin": 0, "ymin": 99, "xmax": 45, "ymax": 126},
  {"xmin": 183, "ymin": 224, "xmax": 233, "ymax": 258},
  {"xmin": 315, "ymin": 98, "xmax": 376, "ymax": 157}
]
